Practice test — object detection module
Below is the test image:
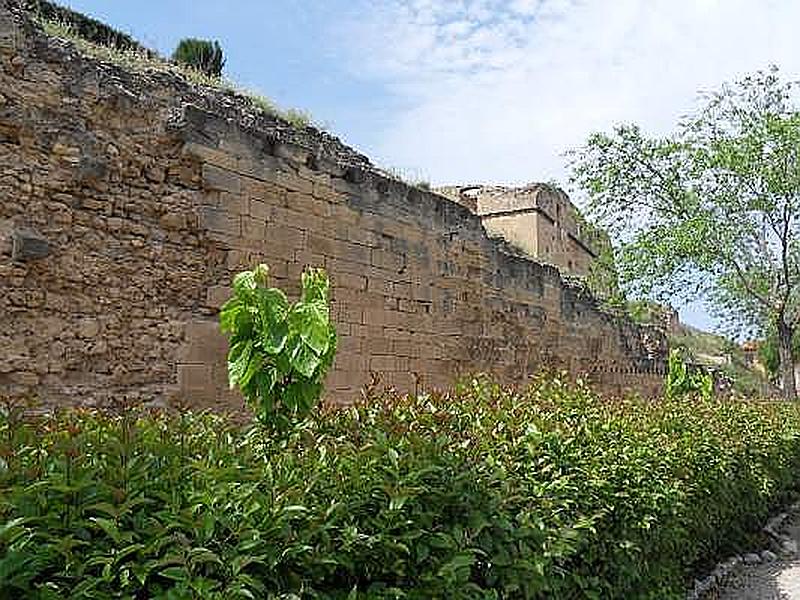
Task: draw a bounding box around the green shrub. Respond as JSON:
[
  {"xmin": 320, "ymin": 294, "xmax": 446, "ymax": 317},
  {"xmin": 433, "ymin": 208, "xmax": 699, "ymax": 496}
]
[
  {"xmin": 220, "ymin": 264, "xmax": 337, "ymax": 427},
  {"xmin": 2, "ymin": 378, "xmax": 800, "ymax": 598},
  {"xmin": 172, "ymin": 38, "xmax": 225, "ymax": 77},
  {"xmin": 666, "ymin": 348, "xmax": 714, "ymax": 399}
]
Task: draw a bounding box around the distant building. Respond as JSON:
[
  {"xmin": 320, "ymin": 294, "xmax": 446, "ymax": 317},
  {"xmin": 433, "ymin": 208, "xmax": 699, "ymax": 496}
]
[{"xmin": 436, "ymin": 183, "xmax": 608, "ymax": 278}]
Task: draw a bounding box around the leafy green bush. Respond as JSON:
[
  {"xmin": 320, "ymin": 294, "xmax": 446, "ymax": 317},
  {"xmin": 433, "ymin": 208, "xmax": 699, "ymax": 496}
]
[
  {"xmin": 666, "ymin": 348, "xmax": 714, "ymax": 399},
  {"xmin": 220, "ymin": 264, "xmax": 337, "ymax": 427},
  {"xmin": 172, "ymin": 38, "xmax": 225, "ymax": 77},
  {"xmin": 3, "ymin": 378, "xmax": 800, "ymax": 598}
]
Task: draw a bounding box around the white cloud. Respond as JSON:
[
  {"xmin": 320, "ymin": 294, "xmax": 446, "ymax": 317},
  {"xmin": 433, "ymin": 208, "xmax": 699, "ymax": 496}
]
[{"xmin": 335, "ymin": 0, "xmax": 800, "ymax": 189}]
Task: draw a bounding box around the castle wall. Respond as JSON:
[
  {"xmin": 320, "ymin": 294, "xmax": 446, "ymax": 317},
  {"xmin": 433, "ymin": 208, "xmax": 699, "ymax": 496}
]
[
  {"xmin": 481, "ymin": 212, "xmax": 539, "ymax": 259},
  {"xmin": 535, "ymin": 210, "xmax": 596, "ymax": 277},
  {"xmin": 0, "ymin": 2, "xmax": 666, "ymax": 411}
]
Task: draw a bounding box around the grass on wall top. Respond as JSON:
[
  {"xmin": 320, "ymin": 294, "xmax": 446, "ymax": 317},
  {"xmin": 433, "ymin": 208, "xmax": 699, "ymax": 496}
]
[{"xmin": 34, "ymin": 11, "xmax": 314, "ymax": 129}]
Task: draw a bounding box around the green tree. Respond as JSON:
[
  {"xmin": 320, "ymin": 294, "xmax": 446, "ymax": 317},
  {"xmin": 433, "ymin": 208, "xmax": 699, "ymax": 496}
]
[
  {"xmin": 569, "ymin": 67, "xmax": 800, "ymax": 398},
  {"xmin": 172, "ymin": 38, "xmax": 225, "ymax": 78},
  {"xmin": 758, "ymin": 327, "xmax": 800, "ymax": 382}
]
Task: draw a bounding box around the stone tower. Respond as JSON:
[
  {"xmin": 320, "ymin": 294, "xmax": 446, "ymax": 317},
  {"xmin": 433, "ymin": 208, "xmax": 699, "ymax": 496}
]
[{"xmin": 435, "ymin": 184, "xmax": 608, "ymax": 278}]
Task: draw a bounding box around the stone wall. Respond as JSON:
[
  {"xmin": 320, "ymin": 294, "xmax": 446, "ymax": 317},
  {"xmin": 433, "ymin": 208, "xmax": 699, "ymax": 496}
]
[{"xmin": 0, "ymin": 1, "xmax": 667, "ymax": 411}]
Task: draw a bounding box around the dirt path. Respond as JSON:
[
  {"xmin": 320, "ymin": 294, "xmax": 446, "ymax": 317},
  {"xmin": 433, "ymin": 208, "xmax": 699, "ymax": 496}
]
[
  {"xmin": 711, "ymin": 561, "xmax": 800, "ymax": 599},
  {"xmin": 700, "ymin": 511, "xmax": 800, "ymax": 599}
]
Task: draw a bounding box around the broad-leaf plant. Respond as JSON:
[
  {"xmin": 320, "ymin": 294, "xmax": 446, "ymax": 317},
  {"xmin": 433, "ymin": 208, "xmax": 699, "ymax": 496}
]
[{"xmin": 220, "ymin": 264, "xmax": 337, "ymax": 426}]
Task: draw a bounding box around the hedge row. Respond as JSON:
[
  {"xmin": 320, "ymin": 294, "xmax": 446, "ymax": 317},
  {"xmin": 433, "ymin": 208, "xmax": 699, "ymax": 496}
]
[{"xmin": 2, "ymin": 376, "xmax": 800, "ymax": 598}]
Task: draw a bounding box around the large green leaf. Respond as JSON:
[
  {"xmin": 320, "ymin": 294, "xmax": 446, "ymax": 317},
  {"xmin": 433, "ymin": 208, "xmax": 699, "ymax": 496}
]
[
  {"xmin": 289, "ymin": 302, "xmax": 330, "ymax": 356},
  {"xmin": 283, "ymin": 380, "xmax": 321, "ymax": 412},
  {"xmin": 219, "ymin": 297, "xmax": 242, "ymax": 334},
  {"xmin": 262, "ymin": 320, "xmax": 288, "ymax": 355},
  {"xmin": 227, "ymin": 340, "xmax": 253, "ymax": 389},
  {"xmin": 232, "ymin": 271, "xmax": 257, "ymax": 299},
  {"xmin": 254, "ymin": 287, "xmax": 290, "ymax": 354},
  {"xmin": 255, "ymin": 366, "xmax": 278, "ymax": 412},
  {"xmin": 239, "ymin": 350, "xmax": 264, "ymax": 389},
  {"xmin": 289, "ymin": 340, "xmax": 322, "ymax": 378},
  {"xmin": 256, "ymin": 287, "xmax": 289, "ymax": 322}
]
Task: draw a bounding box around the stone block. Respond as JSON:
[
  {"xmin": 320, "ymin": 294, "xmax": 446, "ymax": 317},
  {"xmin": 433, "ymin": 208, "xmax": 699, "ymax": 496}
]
[
  {"xmin": 202, "ymin": 164, "xmax": 241, "ymax": 194},
  {"xmin": 12, "ymin": 228, "xmax": 50, "ymax": 261},
  {"xmin": 312, "ymin": 181, "xmax": 343, "ymax": 203},
  {"xmin": 367, "ymin": 275, "xmax": 392, "ymax": 296},
  {"xmin": 77, "ymin": 318, "xmax": 100, "ymax": 338},
  {"xmin": 10, "ymin": 371, "xmax": 40, "ymax": 387},
  {"xmin": 249, "ymin": 199, "xmax": 270, "ymax": 221},
  {"xmin": 342, "ymin": 225, "xmax": 377, "ymax": 247},
  {"xmin": 393, "ymin": 339, "xmax": 420, "ymax": 358},
  {"xmin": 182, "ymin": 142, "xmax": 237, "ymax": 169},
  {"xmin": 332, "ymin": 353, "xmax": 367, "ymax": 374},
  {"xmin": 199, "ymin": 206, "xmax": 240, "ymax": 237},
  {"xmin": 267, "ymin": 204, "xmax": 309, "ymax": 231},
  {"xmin": 307, "ymin": 233, "xmax": 336, "ymax": 257},
  {"xmin": 159, "ymin": 212, "xmax": 186, "ymax": 231},
  {"xmin": 338, "ymin": 241, "xmax": 371, "ymax": 265},
  {"xmin": 180, "ymin": 320, "xmax": 229, "ymax": 364},
  {"xmin": 291, "ymin": 251, "xmax": 325, "ymax": 271},
  {"xmin": 370, "ymin": 355, "xmax": 406, "ymax": 372},
  {"xmin": 364, "ymin": 307, "xmax": 404, "ymax": 328},
  {"xmin": 398, "ymin": 299, "xmax": 419, "ymax": 313},
  {"xmin": 241, "ymin": 217, "xmax": 267, "ymax": 241},
  {"xmin": 220, "ymin": 192, "xmax": 247, "ymax": 215},
  {"xmin": 259, "ymin": 241, "xmax": 298, "ymax": 265},
  {"xmin": 393, "ymin": 282, "xmax": 412, "ymax": 300},
  {"xmin": 273, "ymin": 142, "xmax": 308, "ymax": 165},
  {"xmin": 333, "ymin": 272, "xmax": 367, "ymax": 291},
  {"xmin": 226, "ymin": 249, "xmax": 248, "ymax": 270},
  {"xmin": 0, "ymin": 11, "xmax": 23, "ymax": 52},
  {"xmin": 178, "ymin": 364, "xmax": 214, "ymax": 392},
  {"xmin": 265, "ymin": 223, "xmax": 305, "ymax": 250},
  {"xmin": 276, "ymin": 170, "xmax": 314, "ymax": 195},
  {"xmin": 206, "ymin": 285, "xmax": 232, "ymax": 309},
  {"xmin": 371, "ymin": 249, "xmax": 404, "ymax": 272},
  {"xmin": 238, "ymin": 156, "xmax": 280, "ymax": 181},
  {"xmin": 244, "ymin": 179, "xmax": 282, "ymax": 202},
  {"xmin": 333, "ymin": 300, "xmax": 363, "ymax": 324},
  {"xmin": 413, "ymin": 283, "xmax": 433, "ymax": 302},
  {"xmin": 365, "ymin": 338, "xmax": 392, "ymax": 355},
  {"xmin": 145, "ymin": 165, "xmax": 166, "ymax": 183}
]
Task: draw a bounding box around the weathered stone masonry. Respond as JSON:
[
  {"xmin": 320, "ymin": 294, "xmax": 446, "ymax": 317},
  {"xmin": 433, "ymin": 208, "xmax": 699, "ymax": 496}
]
[{"xmin": 0, "ymin": 1, "xmax": 666, "ymax": 411}]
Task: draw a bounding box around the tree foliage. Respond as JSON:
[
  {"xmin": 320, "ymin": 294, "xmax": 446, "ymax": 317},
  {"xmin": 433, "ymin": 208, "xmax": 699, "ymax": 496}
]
[
  {"xmin": 220, "ymin": 264, "xmax": 337, "ymax": 427},
  {"xmin": 569, "ymin": 67, "xmax": 800, "ymax": 397},
  {"xmin": 758, "ymin": 327, "xmax": 800, "ymax": 381},
  {"xmin": 172, "ymin": 38, "xmax": 225, "ymax": 78}
]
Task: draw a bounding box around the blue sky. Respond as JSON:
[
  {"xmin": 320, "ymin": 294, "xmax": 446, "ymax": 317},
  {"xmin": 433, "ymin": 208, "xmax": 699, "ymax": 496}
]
[{"xmin": 60, "ymin": 0, "xmax": 800, "ymax": 333}]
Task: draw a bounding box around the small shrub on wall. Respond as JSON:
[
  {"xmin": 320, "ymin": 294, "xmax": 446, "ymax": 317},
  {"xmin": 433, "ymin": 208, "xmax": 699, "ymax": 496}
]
[
  {"xmin": 172, "ymin": 38, "xmax": 225, "ymax": 77},
  {"xmin": 3, "ymin": 378, "xmax": 800, "ymax": 598}
]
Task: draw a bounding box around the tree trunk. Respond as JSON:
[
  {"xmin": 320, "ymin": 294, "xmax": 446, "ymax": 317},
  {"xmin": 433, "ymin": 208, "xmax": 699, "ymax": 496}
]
[{"xmin": 777, "ymin": 320, "xmax": 797, "ymax": 399}]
